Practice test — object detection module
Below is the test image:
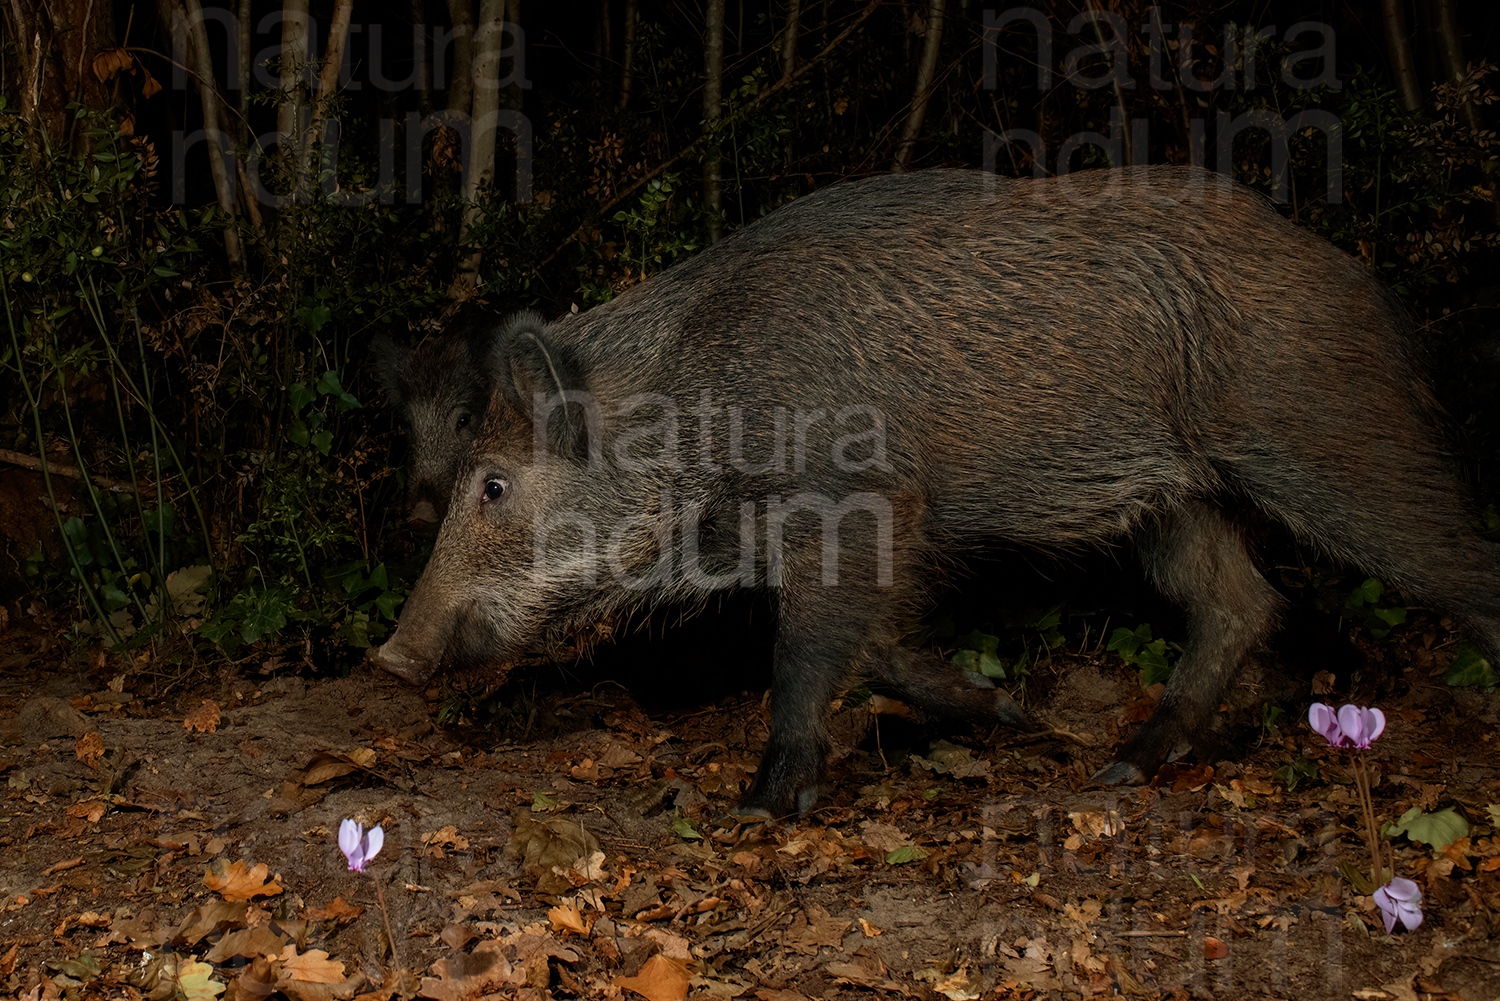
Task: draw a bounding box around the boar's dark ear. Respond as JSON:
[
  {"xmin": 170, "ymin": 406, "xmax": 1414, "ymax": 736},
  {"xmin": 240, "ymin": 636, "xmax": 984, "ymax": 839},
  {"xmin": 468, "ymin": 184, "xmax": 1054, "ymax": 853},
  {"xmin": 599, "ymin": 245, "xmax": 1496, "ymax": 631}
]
[
  {"xmin": 370, "ymin": 333, "xmax": 409, "ymax": 406},
  {"xmin": 491, "ymin": 312, "xmax": 596, "ymax": 464}
]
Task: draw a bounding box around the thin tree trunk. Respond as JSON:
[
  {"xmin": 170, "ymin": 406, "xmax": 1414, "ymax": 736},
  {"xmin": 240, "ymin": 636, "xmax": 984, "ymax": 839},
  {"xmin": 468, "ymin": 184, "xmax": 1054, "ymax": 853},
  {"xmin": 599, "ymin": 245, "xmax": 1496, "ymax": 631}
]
[
  {"xmin": 302, "ymin": 0, "xmax": 354, "ymax": 192},
  {"xmin": 412, "ymin": 0, "xmax": 433, "ymax": 113},
  {"xmin": 444, "ymin": 0, "xmax": 474, "ymax": 113},
  {"xmin": 452, "ymin": 0, "xmax": 507, "ymax": 295},
  {"xmin": 619, "ymin": 0, "xmax": 637, "ymax": 108},
  {"xmin": 780, "ymin": 0, "xmax": 800, "ymax": 81},
  {"xmin": 1381, "ymin": 0, "xmax": 1423, "ymax": 112},
  {"xmin": 503, "ymin": 0, "xmax": 524, "ymax": 111},
  {"xmin": 1433, "ymin": 0, "xmax": 1482, "ymax": 132},
  {"xmin": 316, "ymin": 1, "xmax": 354, "ymax": 106},
  {"xmin": 601, "ymin": 0, "xmax": 612, "ymax": 95},
  {"xmin": 703, "ymin": 0, "xmax": 724, "ymax": 241},
  {"xmin": 1085, "ymin": 0, "xmax": 1131, "ymax": 165},
  {"xmin": 237, "ymin": 0, "xmax": 251, "ymax": 126},
  {"xmin": 892, "ymin": 0, "xmax": 944, "ymax": 172},
  {"xmin": 181, "ymin": 0, "xmax": 243, "ymax": 266},
  {"xmin": 278, "ymin": 0, "xmax": 311, "ymax": 193},
  {"xmin": 4, "ymin": 0, "xmax": 45, "ymax": 136}
]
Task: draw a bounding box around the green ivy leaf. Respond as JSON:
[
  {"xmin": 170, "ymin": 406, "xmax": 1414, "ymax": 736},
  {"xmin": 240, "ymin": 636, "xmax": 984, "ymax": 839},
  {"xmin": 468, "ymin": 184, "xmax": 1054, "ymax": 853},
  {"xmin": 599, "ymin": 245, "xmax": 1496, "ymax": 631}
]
[
  {"xmin": 1385, "ymin": 806, "xmax": 1469, "ymax": 852},
  {"xmin": 1137, "ymin": 639, "xmax": 1174, "ymax": 688},
  {"xmin": 670, "ymin": 816, "xmax": 702, "ymax": 841},
  {"xmin": 315, "ymin": 370, "xmax": 361, "ymax": 411},
  {"xmin": 1446, "ymin": 645, "xmax": 1497, "ymax": 689},
  {"xmin": 288, "ymin": 382, "xmax": 316, "ymax": 413},
  {"xmin": 296, "ymin": 304, "xmax": 332, "ymax": 334}
]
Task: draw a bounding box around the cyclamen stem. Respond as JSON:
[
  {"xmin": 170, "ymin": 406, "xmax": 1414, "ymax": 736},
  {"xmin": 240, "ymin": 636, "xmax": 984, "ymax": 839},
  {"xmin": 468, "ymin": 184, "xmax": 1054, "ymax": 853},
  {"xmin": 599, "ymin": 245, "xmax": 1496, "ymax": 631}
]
[
  {"xmin": 1350, "ymin": 753, "xmax": 1385, "ymax": 886},
  {"xmin": 372, "ymin": 872, "xmax": 401, "ymax": 973}
]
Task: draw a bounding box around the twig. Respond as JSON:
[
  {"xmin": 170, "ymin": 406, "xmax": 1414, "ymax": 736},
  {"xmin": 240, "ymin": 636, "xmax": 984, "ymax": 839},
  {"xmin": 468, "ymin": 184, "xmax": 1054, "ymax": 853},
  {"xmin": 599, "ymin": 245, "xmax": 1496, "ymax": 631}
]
[
  {"xmin": 1006, "ymin": 726, "xmax": 1090, "ymax": 747},
  {"xmin": 1114, "ymin": 930, "xmax": 1188, "ymax": 938},
  {"xmin": 0, "ymin": 448, "xmax": 136, "ymax": 492}
]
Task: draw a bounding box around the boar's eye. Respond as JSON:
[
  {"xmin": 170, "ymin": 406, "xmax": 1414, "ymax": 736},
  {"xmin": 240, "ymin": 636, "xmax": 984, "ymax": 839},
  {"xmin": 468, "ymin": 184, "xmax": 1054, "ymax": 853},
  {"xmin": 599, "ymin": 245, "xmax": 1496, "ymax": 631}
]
[
  {"xmin": 482, "ymin": 477, "xmax": 509, "ymax": 503},
  {"xmin": 455, "ymin": 412, "xmax": 471, "ymax": 431}
]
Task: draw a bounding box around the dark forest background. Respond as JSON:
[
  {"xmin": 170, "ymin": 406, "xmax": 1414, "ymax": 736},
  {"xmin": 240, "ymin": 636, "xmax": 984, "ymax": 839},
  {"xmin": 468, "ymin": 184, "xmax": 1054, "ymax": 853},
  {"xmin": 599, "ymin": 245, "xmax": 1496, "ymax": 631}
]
[{"xmin": 1, "ymin": 0, "xmax": 1498, "ymax": 686}]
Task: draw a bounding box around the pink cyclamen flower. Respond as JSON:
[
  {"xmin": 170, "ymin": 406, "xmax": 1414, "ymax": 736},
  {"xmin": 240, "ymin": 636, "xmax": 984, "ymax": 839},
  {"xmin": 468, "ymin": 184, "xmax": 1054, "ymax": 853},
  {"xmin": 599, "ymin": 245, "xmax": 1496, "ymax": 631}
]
[
  {"xmin": 339, "ymin": 819, "xmax": 384, "ymax": 872},
  {"xmin": 1372, "ymin": 877, "xmax": 1424, "ymax": 933},
  {"xmin": 1336, "ymin": 704, "xmax": 1386, "ymax": 749},
  {"xmin": 1308, "ymin": 703, "xmax": 1343, "ymax": 746}
]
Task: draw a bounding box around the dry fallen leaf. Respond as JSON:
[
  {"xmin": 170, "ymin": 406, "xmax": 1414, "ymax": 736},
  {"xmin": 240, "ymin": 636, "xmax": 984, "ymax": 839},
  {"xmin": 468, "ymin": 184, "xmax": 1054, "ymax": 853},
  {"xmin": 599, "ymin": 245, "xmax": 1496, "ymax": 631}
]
[
  {"xmin": 616, "ymin": 953, "xmax": 692, "ymax": 1001},
  {"xmin": 74, "ymin": 732, "xmax": 105, "ymax": 769},
  {"xmin": 278, "ymin": 945, "xmax": 347, "ymax": 984},
  {"xmin": 204, "ymin": 925, "xmax": 288, "ymax": 963},
  {"xmin": 66, "ymin": 801, "xmax": 107, "ymax": 823},
  {"xmin": 548, "ymin": 903, "xmax": 591, "ymax": 935},
  {"xmin": 422, "ymin": 825, "xmax": 471, "ymax": 852},
  {"xmin": 42, "ymin": 855, "xmax": 85, "ymax": 875},
  {"xmin": 1203, "ymin": 936, "xmax": 1229, "ymax": 960},
  {"xmin": 306, "ymin": 897, "xmax": 363, "ymax": 922},
  {"xmin": 177, "ymin": 959, "xmax": 227, "ymax": 1001},
  {"xmin": 418, "ymin": 938, "xmax": 523, "ymax": 1000},
  {"xmin": 203, "ymin": 859, "xmax": 284, "ymax": 902},
  {"xmin": 784, "ymin": 905, "xmax": 852, "ymax": 955},
  {"xmin": 184, "ymin": 699, "xmax": 221, "ymax": 734}
]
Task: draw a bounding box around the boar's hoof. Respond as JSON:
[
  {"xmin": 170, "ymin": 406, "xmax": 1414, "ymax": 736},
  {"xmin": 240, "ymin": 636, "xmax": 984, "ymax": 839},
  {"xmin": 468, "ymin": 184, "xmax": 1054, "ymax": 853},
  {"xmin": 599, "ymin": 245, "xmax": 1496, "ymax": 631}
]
[
  {"xmin": 367, "ymin": 643, "xmax": 435, "ymax": 685},
  {"xmin": 993, "ymin": 688, "xmax": 1033, "ymax": 732},
  {"xmin": 724, "ymin": 805, "xmax": 776, "ymax": 826},
  {"xmin": 1091, "ymin": 759, "xmax": 1151, "ymax": 787}
]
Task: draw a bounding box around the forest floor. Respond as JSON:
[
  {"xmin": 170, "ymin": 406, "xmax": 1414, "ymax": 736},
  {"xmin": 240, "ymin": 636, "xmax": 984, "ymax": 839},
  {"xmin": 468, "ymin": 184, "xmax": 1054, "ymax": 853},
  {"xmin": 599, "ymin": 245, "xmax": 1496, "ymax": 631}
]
[{"xmin": 0, "ymin": 607, "xmax": 1497, "ymax": 1001}]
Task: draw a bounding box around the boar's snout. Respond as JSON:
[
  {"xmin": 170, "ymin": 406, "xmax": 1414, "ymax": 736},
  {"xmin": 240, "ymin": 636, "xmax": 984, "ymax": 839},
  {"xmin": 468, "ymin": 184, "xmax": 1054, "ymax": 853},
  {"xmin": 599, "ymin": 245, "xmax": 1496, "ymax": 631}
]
[
  {"xmin": 407, "ymin": 498, "xmax": 440, "ymax": 525},
  {"xmin": 368, "ymin": 641, "xmax": 438, "ymax": 685}
]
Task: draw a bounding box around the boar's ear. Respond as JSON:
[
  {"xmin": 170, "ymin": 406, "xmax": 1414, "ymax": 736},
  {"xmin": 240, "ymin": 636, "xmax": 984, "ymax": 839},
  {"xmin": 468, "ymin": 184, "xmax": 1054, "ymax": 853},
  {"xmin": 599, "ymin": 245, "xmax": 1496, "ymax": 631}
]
[
  {"xmin": 370, "ymin": 333, "xmax": 409, "ymax": 406},
  {"xmin": 491, "ymin": 312, "xmax": 595, "ymax": 464}
]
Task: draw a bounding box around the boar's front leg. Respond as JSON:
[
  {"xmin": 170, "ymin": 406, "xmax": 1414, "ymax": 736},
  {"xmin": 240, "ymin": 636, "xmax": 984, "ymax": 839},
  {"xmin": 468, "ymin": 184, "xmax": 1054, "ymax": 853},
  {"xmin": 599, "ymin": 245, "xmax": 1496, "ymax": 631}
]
[
  {"xmin": 1095, "ymin": 500, "xmax": 1283, "ymax": 785},
  {"xmin": 744, "ymin": 508, "xmax": 920, "ymax": 818}
]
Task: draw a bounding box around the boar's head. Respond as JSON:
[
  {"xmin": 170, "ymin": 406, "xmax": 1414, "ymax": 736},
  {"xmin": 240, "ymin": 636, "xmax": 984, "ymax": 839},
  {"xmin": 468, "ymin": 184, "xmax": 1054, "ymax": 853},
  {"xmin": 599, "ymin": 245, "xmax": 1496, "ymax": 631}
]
[{"xmin": 372, "ymin": 323, "xmax": 495, "ymax": 524}]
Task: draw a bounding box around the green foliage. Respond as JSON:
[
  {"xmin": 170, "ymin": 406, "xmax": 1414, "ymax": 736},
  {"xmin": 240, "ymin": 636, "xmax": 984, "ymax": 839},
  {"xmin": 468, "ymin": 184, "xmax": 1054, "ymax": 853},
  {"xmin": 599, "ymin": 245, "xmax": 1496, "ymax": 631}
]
[
  {"xmin": 1384, "ymin": 806, "xmax": 1470, "ymax": 852},
  {"xmin": 1108, "ymin": 624, "xmax": 1175, "ymax": 688},
  {"xmin": 670, "ymin": 815, "xmax": 703, "ymax": 841},
  {"xmin": 1273, "ymin": 756, "xmax": 1320, "ymax": 792},
  {"xmin": 1343, "ymin": 578, "xmax": 1408, "ymax": 641},
  {"xmin": 950, "ymin": 630, "xmax": 1011, "ymax": 681},
  {"xmin": 1445, "ymin": 644, "xmax": 1498, "ymax": 689},
  {"xmin": 1258, "ymin": 703, "xmax": 1285, "ymax": 746}
]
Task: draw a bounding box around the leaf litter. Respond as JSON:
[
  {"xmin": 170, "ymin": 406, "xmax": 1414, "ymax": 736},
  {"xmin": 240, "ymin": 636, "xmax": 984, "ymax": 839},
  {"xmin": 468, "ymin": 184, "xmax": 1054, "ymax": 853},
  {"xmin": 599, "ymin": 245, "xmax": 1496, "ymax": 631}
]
[{"xmin": 0, "ymin": 629, "xmax": 1496, "ymax": 1000}]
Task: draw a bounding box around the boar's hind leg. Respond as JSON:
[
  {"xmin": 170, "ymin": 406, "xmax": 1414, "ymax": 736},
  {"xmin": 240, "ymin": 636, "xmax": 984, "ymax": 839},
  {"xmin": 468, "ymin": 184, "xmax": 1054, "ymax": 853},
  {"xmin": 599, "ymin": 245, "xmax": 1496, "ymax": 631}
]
[
  {"xmin": 869, "ymin": 647, "xmax": 1032, "ymax": 730},
  {"xmin": 1095, "ymin": 501, "xmax": 1282, "ymax": 786}
]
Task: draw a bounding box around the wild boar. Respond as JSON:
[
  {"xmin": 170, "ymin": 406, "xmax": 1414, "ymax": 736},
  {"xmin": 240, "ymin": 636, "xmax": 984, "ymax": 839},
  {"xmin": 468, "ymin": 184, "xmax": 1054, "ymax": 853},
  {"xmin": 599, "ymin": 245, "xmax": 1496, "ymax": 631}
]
[{"xmin": 370, "ymin": 166, "xmax": 1500, "ymax": 816}]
